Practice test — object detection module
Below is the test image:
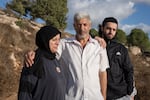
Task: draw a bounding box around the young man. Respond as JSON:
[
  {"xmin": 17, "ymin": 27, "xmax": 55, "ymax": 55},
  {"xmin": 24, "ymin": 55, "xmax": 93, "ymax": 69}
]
[
  {"xmin": 24, "ymin": 12, "xmax": 109, "ymax": 100},
  {"xmin": 99, "ymin": 17, "xmax": 136, "ymax": 100}
]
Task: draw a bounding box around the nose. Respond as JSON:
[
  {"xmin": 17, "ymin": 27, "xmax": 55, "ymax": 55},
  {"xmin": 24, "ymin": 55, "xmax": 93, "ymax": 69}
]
[
  {"xmin": 80, "ymin": 24, "xmax": 84, "ymax": 31},
  {"xmin": 110, "ymin": 29, "xmax": 114, "ymax": 33},
  {"xmin": 108, "ymin": 29, "xmax": 113, "ymax": 34},
  {"xmin": 56, "ymin": 39, "xmax": 60, "ymax": 45}
]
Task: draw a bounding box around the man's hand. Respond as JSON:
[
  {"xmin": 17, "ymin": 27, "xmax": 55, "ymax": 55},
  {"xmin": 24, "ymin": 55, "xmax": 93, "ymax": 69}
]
[
  {"xmin": 130, "ymin": 86, "xmax": 137, "ymax": 100},
  {"xmin": 24, "ymin": 50, "xmax": 35, "ymax": 67},
  {"xmin": 95, "ymin": 36, "xmax": 106, "ymax": 48},
  {"xmin": 130, "ymin": 96, "xmax": 134, "ymax": 100},
  {"xmin": 99, "ymin": 71, "xmax": 107, "ymax": 100}
]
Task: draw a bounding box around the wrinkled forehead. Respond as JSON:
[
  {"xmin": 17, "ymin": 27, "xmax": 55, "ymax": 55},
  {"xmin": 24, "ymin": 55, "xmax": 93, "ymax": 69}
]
[
  {"xmin": 74, "ymin": 13, "xmax": 91, "ymax": 23},
  {"xmin": 75, "ymin": 18, "xmax": 91, "ymax": 24}
]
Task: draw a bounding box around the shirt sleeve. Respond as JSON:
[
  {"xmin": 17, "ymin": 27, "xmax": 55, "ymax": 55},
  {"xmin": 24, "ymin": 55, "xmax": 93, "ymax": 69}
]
[
  {"xmin": 99, "ymin": 48, "xmax": 110, "ymax": 72},
  {"xmin": 18, "ymin": 67, "xmax": 38, "ymax": 100}
]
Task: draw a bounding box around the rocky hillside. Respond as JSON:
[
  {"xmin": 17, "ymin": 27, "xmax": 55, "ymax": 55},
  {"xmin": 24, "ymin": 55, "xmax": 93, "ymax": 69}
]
[{"xmin": 0, "ymin": 9, "xmax": 150, "ymax": 100}]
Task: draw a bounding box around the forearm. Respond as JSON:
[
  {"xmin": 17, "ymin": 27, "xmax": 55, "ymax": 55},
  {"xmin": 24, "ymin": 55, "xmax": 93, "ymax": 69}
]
[
  {"xmin": 126, "ymin": 69, "xmax": 134, "ymax": 94},
  {"xmin": 123, "ymin": 50, "xmax": 134, "ymax": 94},
  {"xmin": 99, "ymin": 71, "xmax": 107, "ymax": 100}
]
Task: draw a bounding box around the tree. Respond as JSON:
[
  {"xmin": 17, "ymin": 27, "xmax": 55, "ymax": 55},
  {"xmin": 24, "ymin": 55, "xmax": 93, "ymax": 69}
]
[
  {"xmin": 31, "ymin": 0, "xmax": 68, "ymax": 30},
  {"xmin": 89, "ymin": 28, "xmax": 99, "ymax": 38},
  {"xmin": 116, "ymin": 29, "xmax": 127, "ymax": 44},
  {"xmin": 6, "ymin": 0, "xmax": 25, "ymax": 17},
  {"xmin": 6, "ymin": 0, "xmax": 68, "ymax": 30},
  {"xmin": 127, "ymin": 28, "xmax": 150, "ymax": 51}
]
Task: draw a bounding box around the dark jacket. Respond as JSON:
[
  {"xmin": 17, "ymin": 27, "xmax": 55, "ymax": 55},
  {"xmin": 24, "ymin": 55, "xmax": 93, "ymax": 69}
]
[
  {"xmin": 106, "ymin": 39, "xmax": 134, "ymax": 100},
  {"xmin": 18, "ymin": 49, "xmax": 67, "ymax": 100},
  {"xmin": 18, "ymin": 26, "xmax": 67, "ymax": 100}
]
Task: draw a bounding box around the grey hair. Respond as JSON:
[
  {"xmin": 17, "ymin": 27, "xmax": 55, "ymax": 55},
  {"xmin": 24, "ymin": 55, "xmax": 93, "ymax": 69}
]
[{"xmin": 74, "ymin": 12, "xmax": 91, "ymax": 24}]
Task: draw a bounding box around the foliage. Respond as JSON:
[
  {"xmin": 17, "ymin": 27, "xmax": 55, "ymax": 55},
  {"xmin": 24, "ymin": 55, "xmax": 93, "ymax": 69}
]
[
  {"xmin": 6, "ymin": 0, "xmax": 25, "ymax": 17},
  {"xmin": 15, "ymin": 20, "xmax": 26, "ymax": 28},
  {"xmin": 90, "ymin": 28, "xmax": 99, "ymax": 38},
  {"xmin": 116, "ymin": 29, "xmax": 127, "ymax": 44},
  {"xmin": 15, "ymin": 20, "xmax": 34, "ymax": 32},
  {"xmin": 30, "ymin": 0, "xmax": 68, "ymax": 30},
  {"xmin": 127, "ymin": 28, "xmax": 150, "ymax": 52},
  {"xmin": 6, "ymin": 0, "xmax": 68, "ymax": 30}
]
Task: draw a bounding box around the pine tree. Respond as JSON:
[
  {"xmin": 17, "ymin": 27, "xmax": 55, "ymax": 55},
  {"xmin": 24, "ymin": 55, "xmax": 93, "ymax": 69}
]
[{"xmin": 6, "ymin": 0, "xmax": 68, "ymax": 30}]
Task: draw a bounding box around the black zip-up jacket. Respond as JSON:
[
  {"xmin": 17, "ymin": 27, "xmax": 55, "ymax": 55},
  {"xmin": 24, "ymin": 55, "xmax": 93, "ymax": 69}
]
[{"xmin": 106, "ymin": 39, "xmax": 134, "ymax": 100}]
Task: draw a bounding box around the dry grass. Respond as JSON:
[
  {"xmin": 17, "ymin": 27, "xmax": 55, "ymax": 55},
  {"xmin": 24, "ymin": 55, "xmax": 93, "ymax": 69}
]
[
  {"xmin": 0, "ymin": 23, "xmax": 37, "ymax": 99},
  {"xmin": 130, "ymin": 53, "xmax": 150, "ymax": 100}
]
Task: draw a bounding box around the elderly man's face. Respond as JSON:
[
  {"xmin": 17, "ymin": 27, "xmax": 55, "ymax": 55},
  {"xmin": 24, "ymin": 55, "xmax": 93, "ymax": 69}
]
[{"xmin": 74, "ymin": 18, "xmax": 91, "ymax": 39}]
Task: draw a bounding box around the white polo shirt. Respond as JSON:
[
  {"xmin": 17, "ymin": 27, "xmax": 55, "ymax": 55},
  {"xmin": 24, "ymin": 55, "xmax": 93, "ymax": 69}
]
[{"xmin": 57, "ymin": 36, "xmax": 109, "ymax": 100}]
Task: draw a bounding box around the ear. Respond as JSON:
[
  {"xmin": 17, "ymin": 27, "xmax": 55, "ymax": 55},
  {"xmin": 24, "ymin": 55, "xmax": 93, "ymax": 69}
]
[
  {"xmin": 100, "ymin": 26, "xmax": 105, "ymax": 38},
  {"xmin": 73, "ymin": 23, "xmax": 75, "ymax": 28},
  {"xmin": 101, "ymin": 26, "xmax": 103, "ymax": 31},
  {"xmin": 73, "ymin": 23, "xmax": 77, "ymax": 30}
]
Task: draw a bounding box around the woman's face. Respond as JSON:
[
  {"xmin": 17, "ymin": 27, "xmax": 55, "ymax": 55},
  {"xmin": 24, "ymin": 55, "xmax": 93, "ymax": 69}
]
[{"xmin": 49, "ymin": 34, "xmax": 60, "ymax": 53}]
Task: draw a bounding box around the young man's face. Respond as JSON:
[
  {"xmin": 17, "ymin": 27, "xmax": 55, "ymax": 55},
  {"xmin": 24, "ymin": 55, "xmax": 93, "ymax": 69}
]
[{"xmin": 102, "ymin": 22, "xmax": 117, "ymax": 39}]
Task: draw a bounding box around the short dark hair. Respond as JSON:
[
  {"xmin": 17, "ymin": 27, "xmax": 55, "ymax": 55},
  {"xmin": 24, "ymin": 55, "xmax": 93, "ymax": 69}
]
[{"xmin": 102, "ymin": 17, "xmax": 118, "ymax": 27}]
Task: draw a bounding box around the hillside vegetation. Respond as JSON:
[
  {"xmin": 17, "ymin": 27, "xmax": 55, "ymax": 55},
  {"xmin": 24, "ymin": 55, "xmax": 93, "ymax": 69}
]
[{"xmin": 0, "ymin": 9, "xmax": 150, "ymax": 100}]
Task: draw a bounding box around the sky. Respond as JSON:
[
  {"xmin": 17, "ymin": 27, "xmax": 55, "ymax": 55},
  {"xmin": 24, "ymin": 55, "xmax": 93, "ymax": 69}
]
[{"xmin": 0, "ymin": 0, "xmax": 150, "ymax": 37}]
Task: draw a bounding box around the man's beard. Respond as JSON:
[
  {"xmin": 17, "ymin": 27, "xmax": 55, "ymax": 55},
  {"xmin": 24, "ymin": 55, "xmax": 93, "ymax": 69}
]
[{"xmin": 76, "ymin": 32, "xmax": 89, "ymax": 40}]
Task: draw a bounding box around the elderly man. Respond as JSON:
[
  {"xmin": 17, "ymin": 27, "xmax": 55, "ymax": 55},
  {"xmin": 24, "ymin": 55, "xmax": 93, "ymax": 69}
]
[{"xmin": 24, "ymin": 12, "xmax": 109, "ymax": 100}]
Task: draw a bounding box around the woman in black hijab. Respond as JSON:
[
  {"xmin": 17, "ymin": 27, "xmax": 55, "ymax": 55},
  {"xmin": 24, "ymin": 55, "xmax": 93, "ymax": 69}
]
[{"xmin": 18, "ymin": 25, "xmax": 66, "ymax": 100}]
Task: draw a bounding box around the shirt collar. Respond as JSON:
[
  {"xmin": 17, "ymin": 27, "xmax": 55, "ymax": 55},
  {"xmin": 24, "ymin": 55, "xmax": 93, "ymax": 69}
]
[{"xmin": 67, "ymin": 36, "xmax": 95, "ymax": 44}]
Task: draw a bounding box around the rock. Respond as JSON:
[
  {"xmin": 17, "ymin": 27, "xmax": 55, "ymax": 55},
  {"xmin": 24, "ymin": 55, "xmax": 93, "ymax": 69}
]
[{"xmin": 129, "ymin": 46, "xmax": 141, "ymax": 55}]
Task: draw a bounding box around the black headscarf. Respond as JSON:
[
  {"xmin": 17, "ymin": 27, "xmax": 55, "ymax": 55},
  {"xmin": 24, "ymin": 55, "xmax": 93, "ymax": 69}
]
[
  {"xmin": 27, "ymin": 25, "xmax": 61, "ymax": 78},
  {"xmin": 22, "ymin": 26, "xmax": 61, "ymax": 80},
  {"xmin": 36, "ymin": 25, "xmax": 61, "ymax": 59}
]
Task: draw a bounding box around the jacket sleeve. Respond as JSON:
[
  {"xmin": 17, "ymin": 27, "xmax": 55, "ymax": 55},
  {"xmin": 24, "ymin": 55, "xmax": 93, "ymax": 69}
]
[
  {"xmin": 122, "ymin": 47, "xmax": 134, "ymax": 95},
  {"xmin": 18, "ymin": 67, "xmax": 38, "ymax": 100}
]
